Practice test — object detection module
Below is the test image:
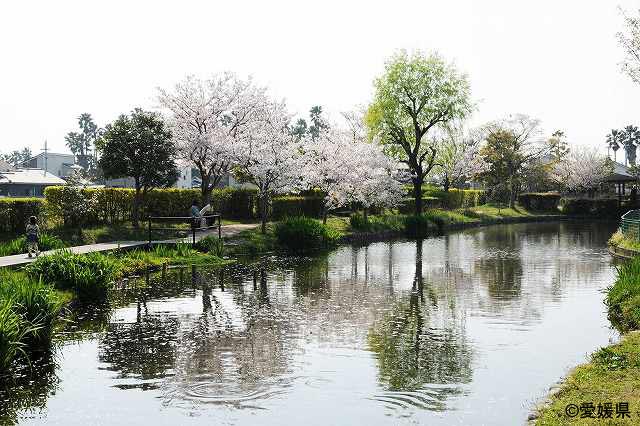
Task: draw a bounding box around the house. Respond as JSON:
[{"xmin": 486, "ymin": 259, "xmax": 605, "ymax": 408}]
[
  {"xmin": 0, "ymin": 168, "xmax": 67, "ymax": 197},
  {"xmin": 22, "ymin": 152, "xmax": 77, "ymax": 178}
]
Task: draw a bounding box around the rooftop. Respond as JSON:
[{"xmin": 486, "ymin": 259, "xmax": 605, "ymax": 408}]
[{"xmin": 0, "ymin": 168, "xmax": 67, "ymax": 185}]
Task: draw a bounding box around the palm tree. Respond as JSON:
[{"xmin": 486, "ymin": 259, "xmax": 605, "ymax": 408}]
[
  {"xmin": 623, "ymin": 125, "xmax": 640, "ymax": 166},
  {"xmin": 607, "ymin": 129, "xmax": 622, "ymax": 163}
]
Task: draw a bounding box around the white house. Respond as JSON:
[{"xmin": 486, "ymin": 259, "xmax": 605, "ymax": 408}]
[
  {"xmin": 22, "ymin": 152, "xmax": 77, "ymax": 178},
  {"xmin": 0, "ymin": 167, "xmax": 67, "ymax": 197}
]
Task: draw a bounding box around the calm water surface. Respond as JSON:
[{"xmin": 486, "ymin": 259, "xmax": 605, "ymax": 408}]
[{"xmin": 1, "ymin": 222, "xmax": 619, "ymax": 425}]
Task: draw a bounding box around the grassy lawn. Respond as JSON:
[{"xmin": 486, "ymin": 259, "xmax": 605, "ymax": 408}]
[{"xmin": 536, "ymin": 332, "xmax": 640, "ymax": 425}]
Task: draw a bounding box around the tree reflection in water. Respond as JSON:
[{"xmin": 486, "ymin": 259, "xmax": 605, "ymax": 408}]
[
  {"xmin": 368, "ymin": 240, "xmax": 473, "ymax": 411},
  {"xmin": 0, "ymin": 352, "xmax": 59, "ymax": 425}
]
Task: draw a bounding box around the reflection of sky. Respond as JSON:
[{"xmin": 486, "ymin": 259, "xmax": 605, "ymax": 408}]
[{"xmin": 14, "ymin": 221, "xmax": 619, "ymax": 426}]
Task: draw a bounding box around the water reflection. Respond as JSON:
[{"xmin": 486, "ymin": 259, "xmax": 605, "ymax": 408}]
[
  {"xmin": 2, "ymin": 221, "xmax": 619, "ymax": 426},
  {"xmin": 368, "ymin": 240, "xmax": 472, "ymax": 411}
]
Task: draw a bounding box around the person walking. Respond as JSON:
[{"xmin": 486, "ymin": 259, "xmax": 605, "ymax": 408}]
[{"xmin": 26, "ymin": 216, "xmax": 40, "ymax": 258}]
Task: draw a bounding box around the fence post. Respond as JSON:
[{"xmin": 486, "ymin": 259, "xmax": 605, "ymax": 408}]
[{"xmin": 218, "ymin": 215, "xmax": 222, "ymax": 239}]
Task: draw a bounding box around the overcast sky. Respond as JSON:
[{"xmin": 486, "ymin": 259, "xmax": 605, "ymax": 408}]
[{"xmin": 1, "ymin": 0, "xmax": 639, "ymax": 155}]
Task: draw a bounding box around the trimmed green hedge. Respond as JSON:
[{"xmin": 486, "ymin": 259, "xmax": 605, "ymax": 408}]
[
  {"xmin": 518, "ymin": 193, "xmax": 561, "ymax": 211},
  {"xmin": 0, "ymin": 198, "xmax": 45, "ymax": 234},
  {"xmin": 272, "ymin": 196, "xmax": 324, "ymax": 219},
  {"xmin": 398, "ymin": 188, "xmax": 486, "ymax": 213},
  {"xmin": 45, "ymin": 187, "xmax": 258, "ymax": 225},
  {"xmin": 558, "ymin": 197, "xmax": 618, "ymax": 217}
]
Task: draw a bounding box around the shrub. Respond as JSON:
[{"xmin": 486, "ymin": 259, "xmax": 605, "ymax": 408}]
[
  {"xmin": 271, "ymin": 196, "xmax": 325, "ymax": 219},
  {"xmin": 274, "ymin": 217, "xmax": 341, "ymax": 251},
  {"xmin": 403, "ymin": 215, "xmax": 438, "ymax": 238},
  {"xmin": 518, "ymin": 193, "xmax": 561, "ymax": 211},
  {"xmin": 0, "ymin": 272, "xmax": 63, "ymax": 344},
  {"xmin": 0, "ymin": 198, "xmax": 45, "ymax": 234},
  {"xmin": 0, "ymin": 234, "xmax": 65, "ymax": 257},
  {"xmin": 0, "ymin": 300, "xmax": 29, "ymax": 371},
  {"xmin": 196, "ymin": 236, "xmax": 224, "ymax": 257},
  {"xmin": 606, "ymin": 257, "xmax": 640, "ymax": 332},
  {"xmin": 25, "ymin": 251, "xmax": 119, "ymax": 299},
  {"xmin": 349, "ymin": 213, "xmax": 405, "ymax": 233},
  {"xmin": 558, "ymin": 197, "xmax": 618, "ymax": 217}
]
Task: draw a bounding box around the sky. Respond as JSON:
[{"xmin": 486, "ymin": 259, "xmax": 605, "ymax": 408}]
[{"xmin": 0, "ymin": 0, "xmax": 639, "ymax": 156}]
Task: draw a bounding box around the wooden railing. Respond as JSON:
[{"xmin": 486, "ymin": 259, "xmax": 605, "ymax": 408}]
[{"xmin": 147, "ymin": 214, "xmax": 221, "ymax": 246}]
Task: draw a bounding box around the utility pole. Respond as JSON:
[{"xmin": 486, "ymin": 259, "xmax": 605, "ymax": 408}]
[{"xmin": 41, "ymin": 139, "xmax": 48, "ymax": 176}]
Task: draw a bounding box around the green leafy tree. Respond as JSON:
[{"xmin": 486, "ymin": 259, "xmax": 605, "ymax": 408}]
[
  {"xmin": 1, "ymin": 147, "xmax": 32, "ymax": 167},
  {"xmin": 98, "ymin": 109, "xmax": 178, "ymax": 227},
  {"xmin": 478, "ymin": 115, "xmax": 549, "ymax": 208},
  {"xmin": 365, "ymin": 50, "xmax": 473, "ymax": 214},
  {"xmin": 291, "ymin": 105, "xmax": 328, "ymax": 141},
  {"xmin": 547, "ymin": 130, "xmax": 569, "ymax": 160}
]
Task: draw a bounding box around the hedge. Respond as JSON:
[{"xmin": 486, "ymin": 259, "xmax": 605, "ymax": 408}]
[
  {"xmin": 0, "ymin": 198, "xmax": 45, "ymax": 233},
  {"xmin": 44, "ymin": 187, "xmax": 258, "ymax": 226},
  {"xmin": 518, "ymin": 193, "xmax": 561, "ymax": 211},
  {"xmin": 271, "ymin": 196, "xmax": 324, "ymax": 219},
  {"xmin": 558, "ymin": 197, "xmax": 619, "ymax": 217},
  {"xmin": 398, "ymin": 189, "xmax": 486, "ymax": 213}
]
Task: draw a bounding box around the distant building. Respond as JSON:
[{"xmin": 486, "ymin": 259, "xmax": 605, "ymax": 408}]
[
  {"xmin": 0, "ymin": 168, "xmax": 66, "ymax": 197},
  {"xmin": 23, "ymin": 152, "xmax": 77, "ymax": 178}
]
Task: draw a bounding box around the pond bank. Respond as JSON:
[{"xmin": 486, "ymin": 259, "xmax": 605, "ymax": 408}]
[{"xmin": 532, "ymin": 237, "xmax": 640, "ymax": 425}]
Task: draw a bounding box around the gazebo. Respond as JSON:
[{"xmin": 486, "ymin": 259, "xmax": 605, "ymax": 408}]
[{"xmin": 604, "ymin": 162, "xmax": 637, "ymax": 206}]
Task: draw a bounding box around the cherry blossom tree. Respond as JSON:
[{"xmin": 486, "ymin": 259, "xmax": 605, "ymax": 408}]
[
  {"xmin": 552, "ymin": 145, "xmax": 612, "ymax": 195},
  {"xmin": 432, "ymin": 124, "xmax": 488, "ymax": 192},
  {"xmin": 157, "ymin": 74, "xmax": 265, "ymax": 204},
  {"xmin": 235, "ymin": 99, "xmax": 305, "ymax": 233},
  {"xmin": 304, "ymin": 113, "xmax": 403, "ymax": 223}
]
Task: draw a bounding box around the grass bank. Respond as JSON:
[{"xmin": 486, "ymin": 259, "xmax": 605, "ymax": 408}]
[
  {"xmin": 534, "ymin": 332, "xmax": 640, "ymax": 425},
  {"xmin": 532, "ymin": 245, "xmax": 640, "ymax": 424},
  {"xmin": 227, "ymin": 204, "xmax": 561, "ymax": 255}
]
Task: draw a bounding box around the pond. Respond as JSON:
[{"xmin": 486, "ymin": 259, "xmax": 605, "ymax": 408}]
[{"xmin": 1, "ymin": 221, "xmax": 620, "ymax": 425}]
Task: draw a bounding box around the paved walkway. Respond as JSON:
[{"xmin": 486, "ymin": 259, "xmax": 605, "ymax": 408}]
[{"xmin": 0, "ymin": 223, "xmax": 258, "ymax": 269}]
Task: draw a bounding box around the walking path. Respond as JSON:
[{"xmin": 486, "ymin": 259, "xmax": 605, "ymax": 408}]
[{"xmin": 0, "ymin": 223, "xmax": 258, "ymax": 269}]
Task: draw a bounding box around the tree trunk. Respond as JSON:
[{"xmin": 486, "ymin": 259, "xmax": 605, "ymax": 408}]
[
  {"xmin": 322, "ymin": 203, "xmax": 328, "ymax": 225},
  {"xmin": 200, "ymin": 172, "xmax": 212, "ymax": 206},
  {"xmin": 132, "ymin": 180, "xmax": 141, "ymax": 228},
  {"xmin": 508, "ymin": 177, "xmax": 515, "ymax": 209},
  {"xmin": 260, "ymin": 192, "xmax": 268, "ymax": 234},
  {"xmin": 363, "ymin": 207, "xmax": 368, "ymax": 222},
  {"xmin": 443, "ymin": 175, "xmax": 450, "ymax": 192},
  {"xmin": 413, "ymin": 176, "xmax": 424, "ymax": 215}
]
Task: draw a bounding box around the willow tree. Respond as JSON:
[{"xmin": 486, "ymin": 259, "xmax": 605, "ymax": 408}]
[{"xmin": 365, "ymin": 50, "xmax": 473, "ymax": 215}]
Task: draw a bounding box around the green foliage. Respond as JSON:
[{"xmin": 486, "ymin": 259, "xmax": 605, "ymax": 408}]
[
  {"xmin": 0, "ymin": 272, "xmax": 63, "ymax": 344},
  {"xmin": 0, "ymin": 234, "xmax": 65, "ymax": 256},
  {"xmin": 196, "ymin": 236, "xmax": 224, "ymax": 257},
  {"xmin": 366, "ymin": 50, "xmax": 473, "ymax": 215},
  {"xmin": 99, "ymin": 108, "xmax": 179, "ymax": 226},
  {"xmin": 0, "ymin": 300, "xmax": 28, "ymax": 372},
  {"xmin": 272, "ymin": 196, "xmax": 324, "ymax": 219},
  {"xmin": 44, "ymin": 186, "xmax": 257, "ymax": 226},
  {"xmin": 0, "ymin": 272, "xmax": 63, "ymax": 371},
  {"xmin": 518, "ymin": 193, "xmax": 561, "ymax": 211},
  {"xmin": 274, "ymin": 217, "xmax": 342, "ymax": 252},
  {"xmin": 591, "ymin": 346, "xmax": 630, "ymax": 371},
  {"xmin": 606, "ymin": 257, "xmax": 640, "ymax": 332},
  {"xmin": 558, "ymin": 197, "xmax": 618, "ymax": 216},
  {"xmin": 350, "ymin": 213, "xmax": 405, "ymax": 233},
  {"xmin": 25, "ymin": 251, "xmax": 119, "ymax": 299},
  {"xmin": 1, "ymin": 147, "xmax": 32, "ymax": 167},
  {"xmin": 402, "ymin": 214, "xmax": 437, "ymax": 238},
  {"xmin": 0, "ymin": 198, "xmax": 45, "ymax": 234}
]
